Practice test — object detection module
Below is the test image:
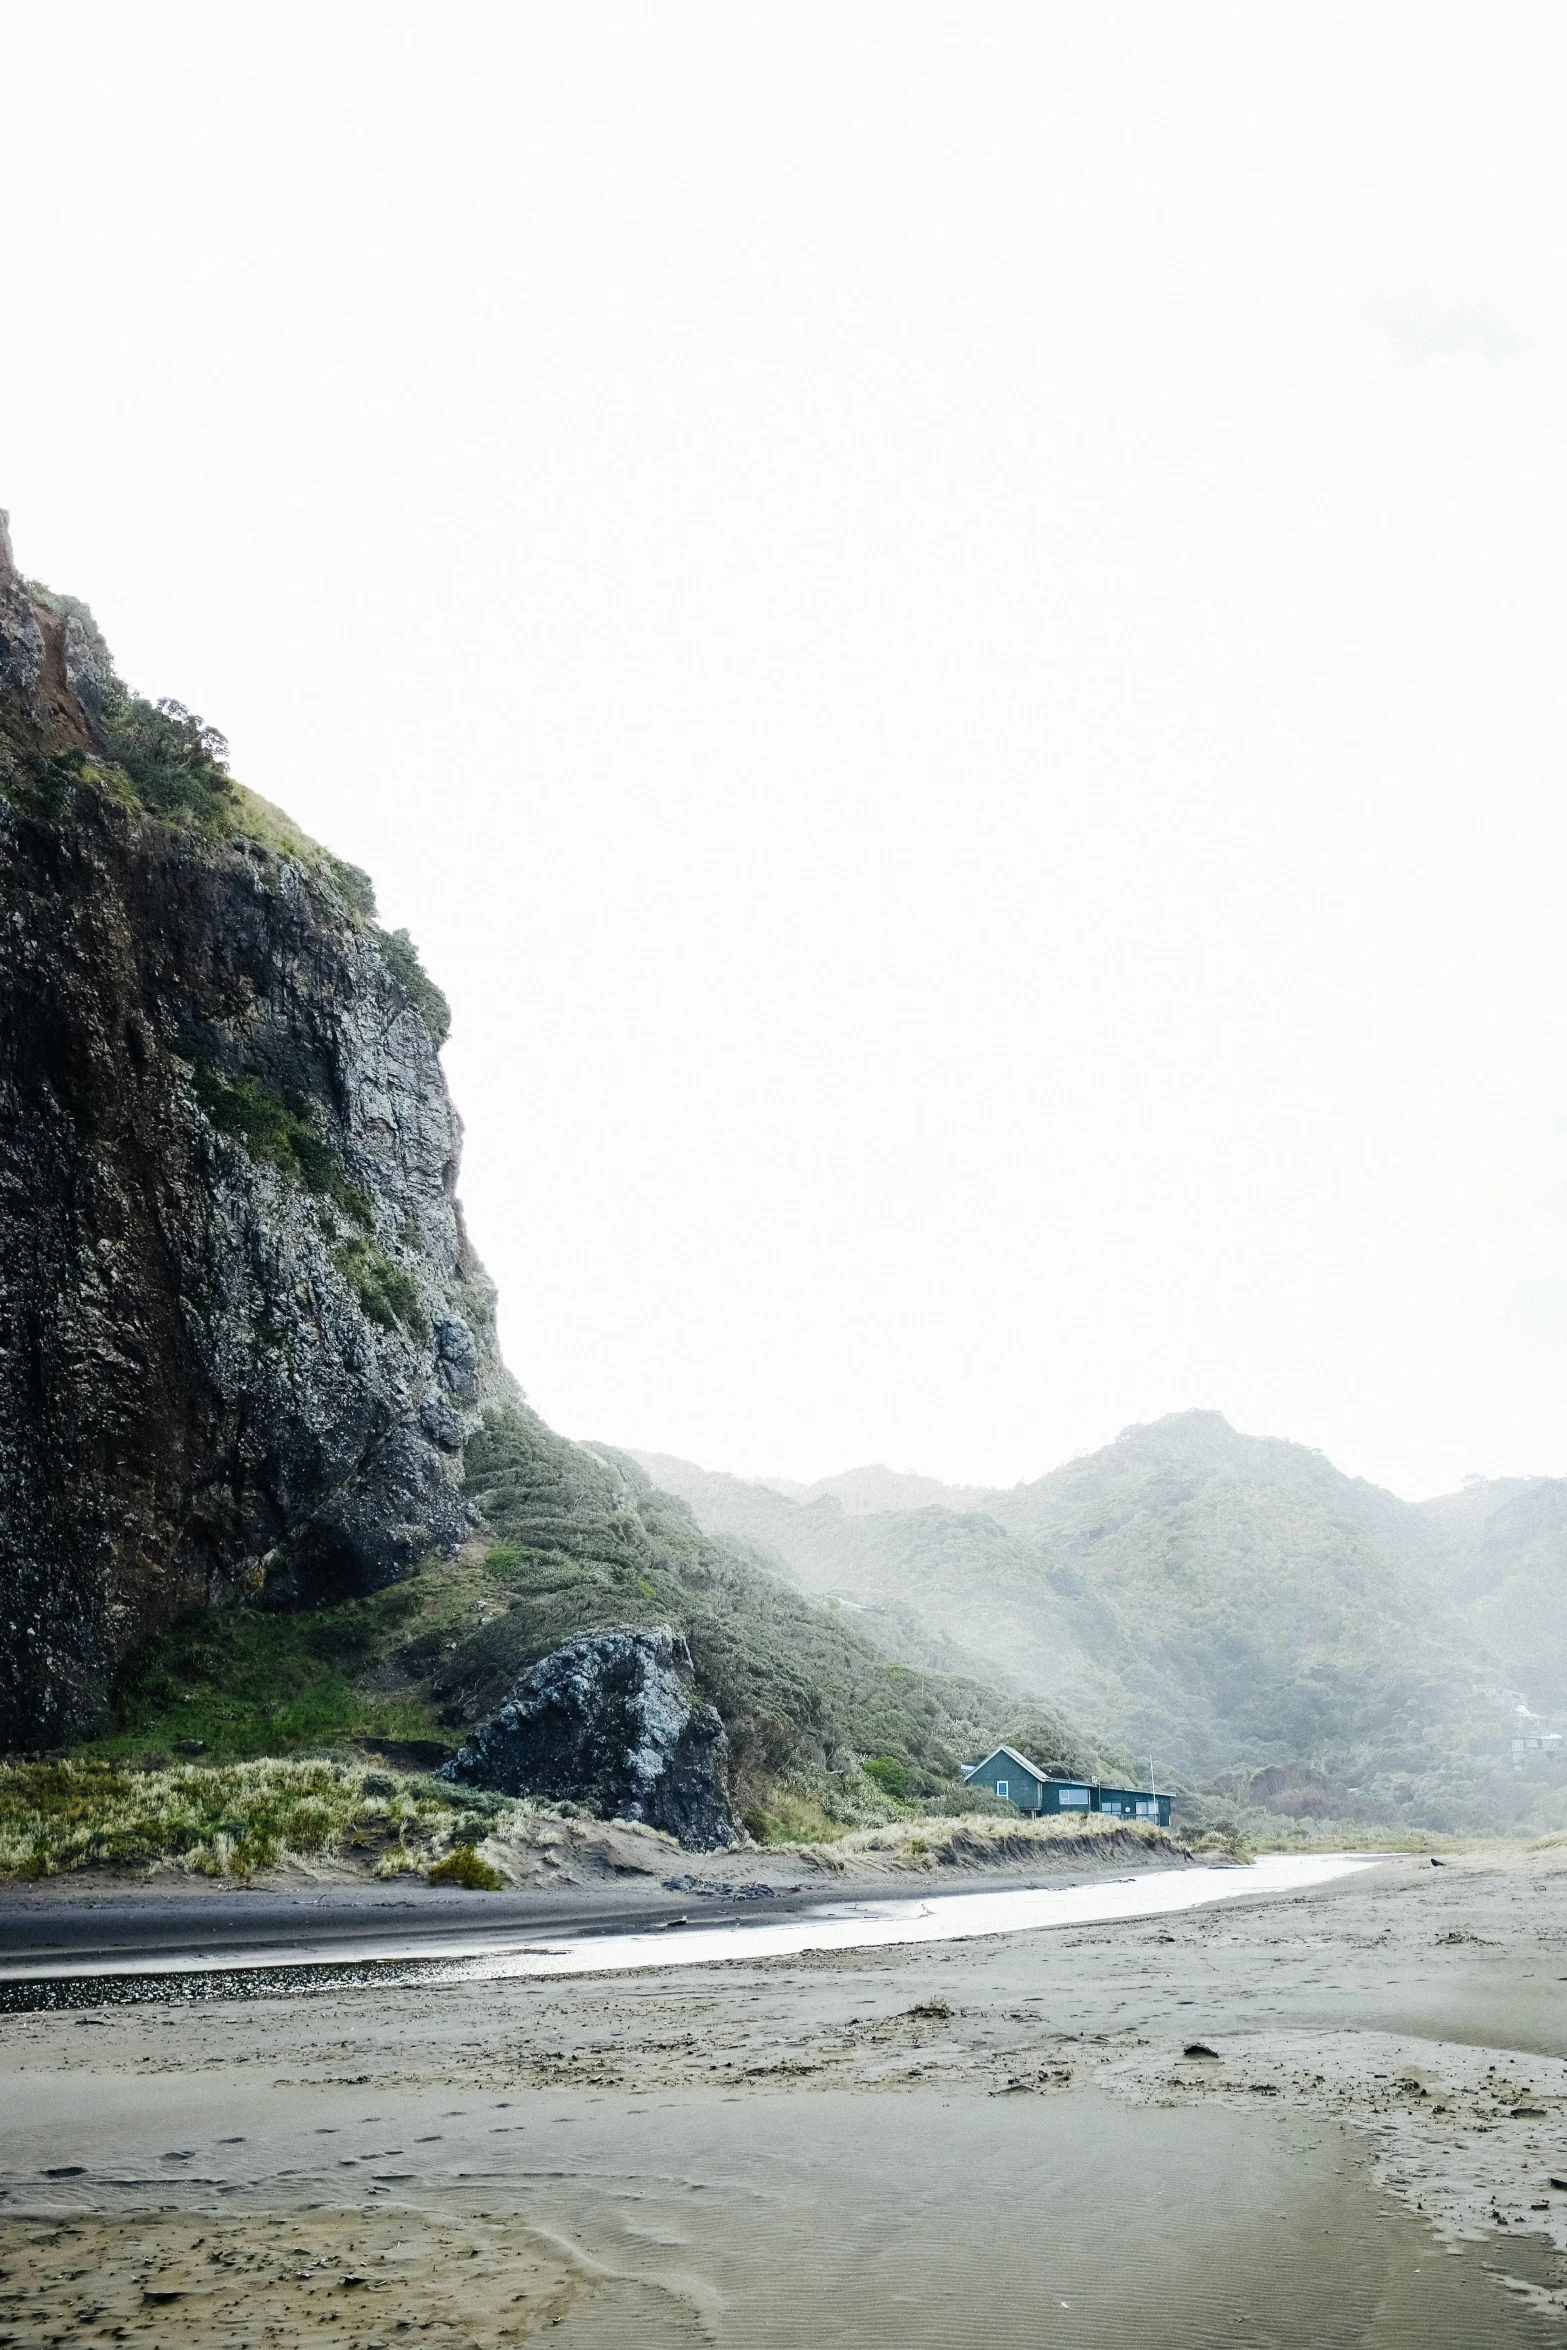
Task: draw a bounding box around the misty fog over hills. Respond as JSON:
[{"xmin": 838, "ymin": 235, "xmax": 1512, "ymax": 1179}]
[{"xmin": 633, "ymin": 1412, "xmax": 1567, "ymax": 1837}]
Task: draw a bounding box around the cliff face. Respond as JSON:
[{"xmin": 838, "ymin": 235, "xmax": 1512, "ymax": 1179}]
[{"xmin": 0, "ymin": 516, "xmax": 507, "ymax": 1748}]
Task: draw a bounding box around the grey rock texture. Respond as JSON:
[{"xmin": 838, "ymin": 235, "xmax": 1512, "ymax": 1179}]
[
  {"xmin": 0, "ymin": 516, "xmax": 508, "ymax": 1748},
  {"xmin": 443, "ymin": 1627, "xmax": 740, "ymax": 1850}
]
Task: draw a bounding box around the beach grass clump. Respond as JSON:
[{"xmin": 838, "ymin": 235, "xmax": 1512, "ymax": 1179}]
[
  {"xmin": 742, "ymin": 1786, "xmax": 847, "ymax": 1846},
  {"xmin": 427, "ymin": 1843, "xmax": 506, "ymax": 1890},
  {"xmin": 0, "ymin": 1755, "xmax": 456, "ymax": 1880}
]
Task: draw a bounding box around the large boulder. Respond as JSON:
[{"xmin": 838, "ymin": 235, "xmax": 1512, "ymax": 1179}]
[{"xmin": 442, "ymin": 1626, "xmax": 739, "ymax": 1850}]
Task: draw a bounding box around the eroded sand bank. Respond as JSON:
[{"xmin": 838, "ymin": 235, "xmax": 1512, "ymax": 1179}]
[{"xmin": 4, "ymin": 1846, "xmax": 1567, "ymax": 2344}]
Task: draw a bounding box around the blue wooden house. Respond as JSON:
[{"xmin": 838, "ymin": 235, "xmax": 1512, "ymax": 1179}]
[{"xmin": 962, "ymin": 1744, "xmax": 1170, "ymax": 1827}]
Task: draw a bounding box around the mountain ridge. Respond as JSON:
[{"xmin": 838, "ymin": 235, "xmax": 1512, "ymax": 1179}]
[{"xmin": 630, "ymin": 1411, "xmax": 1567, "ymax": 1833}]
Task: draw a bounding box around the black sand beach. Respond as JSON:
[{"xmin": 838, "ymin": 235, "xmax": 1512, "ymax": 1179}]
[{"xmin": 4, "ymin": 1845, "xmax": 1567, "ymax": 2343}]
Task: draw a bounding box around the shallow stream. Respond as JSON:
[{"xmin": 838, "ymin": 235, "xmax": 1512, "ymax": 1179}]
[
  {"xmin": 455, "ymin": 1849, "xmax": 1377, "ymax": 1979},
  {"xmin": 0, "ymin": 1852, "xmax": 1376, "ymax": 2009}
]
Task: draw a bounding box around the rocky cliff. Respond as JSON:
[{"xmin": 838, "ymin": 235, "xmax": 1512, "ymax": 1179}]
[
  {"xmin": 0, "ymin": 513, "xmax": 1081, "ymax": 1836},
  {"xmin": 0, "ymin": 515, "xmax": 508, "ymax": 1748}
]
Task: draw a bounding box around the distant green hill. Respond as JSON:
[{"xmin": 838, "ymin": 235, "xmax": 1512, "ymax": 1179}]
[
  {"xmin": 1416, "ymin": 1475, "xmax": 1567, "ymax": 1713},
  {"xmin": 633, "ymin": 1412, "xmax": 1567, "ymax": 1837}
]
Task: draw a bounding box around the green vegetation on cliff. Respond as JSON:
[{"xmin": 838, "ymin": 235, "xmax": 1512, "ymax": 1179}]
[
  {"xmin": 89, "ymin": 1584, "xmax": 450, "ymax": 1763},
  {"xmin": 101, "ymin": 694, "xmax": 234, "ymax": 828},
  {"xmin": 372, "ymin": 925, "xmax": 452, "ymax": 1048}
]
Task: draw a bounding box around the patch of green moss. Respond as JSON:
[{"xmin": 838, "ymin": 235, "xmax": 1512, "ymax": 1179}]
[
  {"xmin": 332, "ymin": 1235, "xmax": 428, "ymax": 1338},
  {"xmin": 190, "ymin": 1062, "xmax": 373, "ymax": 1225},
  {"xmin": 89, "ymin": 1586, "xmax": 447, "ymax": 1764}
]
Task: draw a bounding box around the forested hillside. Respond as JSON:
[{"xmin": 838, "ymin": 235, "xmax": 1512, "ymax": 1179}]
[{"xmin": 636, "ymin": 1412, "xmax": 1567, "ymax": 1836}]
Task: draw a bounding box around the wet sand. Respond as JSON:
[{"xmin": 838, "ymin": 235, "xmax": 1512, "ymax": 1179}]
[{"xmin": 4, "ymin": 1846, "xmax": 1567, "ymax": 2343}]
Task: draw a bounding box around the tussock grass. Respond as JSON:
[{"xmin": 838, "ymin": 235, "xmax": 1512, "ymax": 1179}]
[
  {"xmin": 741, "ymin": 1786, "xmax": 849, "ymax": 1846},
  {"xmin": 0, "ymin": 1756, "xmax": 458, "ymax": 1880},
  {"xmin": 793, "ymin": 1812, "xmax": 1196, "ymax": 1873}
]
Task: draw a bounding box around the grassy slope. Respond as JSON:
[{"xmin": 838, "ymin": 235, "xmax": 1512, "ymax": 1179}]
[
  {"xmin": 83, "ymin": 1580, "xmax": 456, "ymax": 1763},
  {"xmin": 635, "ymin": 1412, "xmax": 1567, "ymax": 1837}
]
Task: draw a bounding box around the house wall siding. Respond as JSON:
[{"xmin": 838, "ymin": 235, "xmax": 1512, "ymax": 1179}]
[{"xmin": 962, "ymin": 1750, "xmax": 1171, "ymax": 1827}]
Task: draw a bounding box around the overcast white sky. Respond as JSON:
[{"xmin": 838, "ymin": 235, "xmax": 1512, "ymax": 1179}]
[{"xmin": 6, "ymin": 3, "xmax": 1567, "ymax": 1498}]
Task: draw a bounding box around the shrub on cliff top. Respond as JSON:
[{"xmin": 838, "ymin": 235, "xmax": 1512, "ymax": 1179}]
[
  {"xmin": 372, "ymin": 925, "xmax": 451, "ymax": 1047},
  {"xmin": 102, "ymin": 694, "xmax": 233, "ymax": 828}
]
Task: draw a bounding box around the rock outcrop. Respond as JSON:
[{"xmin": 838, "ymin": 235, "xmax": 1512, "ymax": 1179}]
[
  {"xmin": 0, "ymin": 514, "xmax": 507, "ymax": 1748},
  {"xmin": 443, "ymin": 1628, "xmax": 740, "ymax": 1849}
]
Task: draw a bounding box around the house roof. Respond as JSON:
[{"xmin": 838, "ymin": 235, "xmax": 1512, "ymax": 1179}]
[
  {"xmin": 963, "ymin": 1743, "xmax": 1078, "ymax": 1786},
  {"xmin": 961, "ymin": 1749, "xmax": 1168, "ymax": 1802}
]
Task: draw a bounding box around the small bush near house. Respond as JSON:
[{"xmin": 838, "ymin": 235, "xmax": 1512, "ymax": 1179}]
[{"xmin": 863, "ymin": 1755, "xmax": 912, "ymax": 1799}]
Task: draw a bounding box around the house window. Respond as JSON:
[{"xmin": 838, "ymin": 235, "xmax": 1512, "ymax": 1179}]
[
  {"xmin": 994, "ymin": 1779, "xmax": 1009, "ymax": 1799},
  {"xmin": 1135, "ymin": 1799, "xmax": 1158, "ymax": 1817},
  {"xmin": 1057, "ymin": 1787, "xmax": 1089, "ymax": 1807}
]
